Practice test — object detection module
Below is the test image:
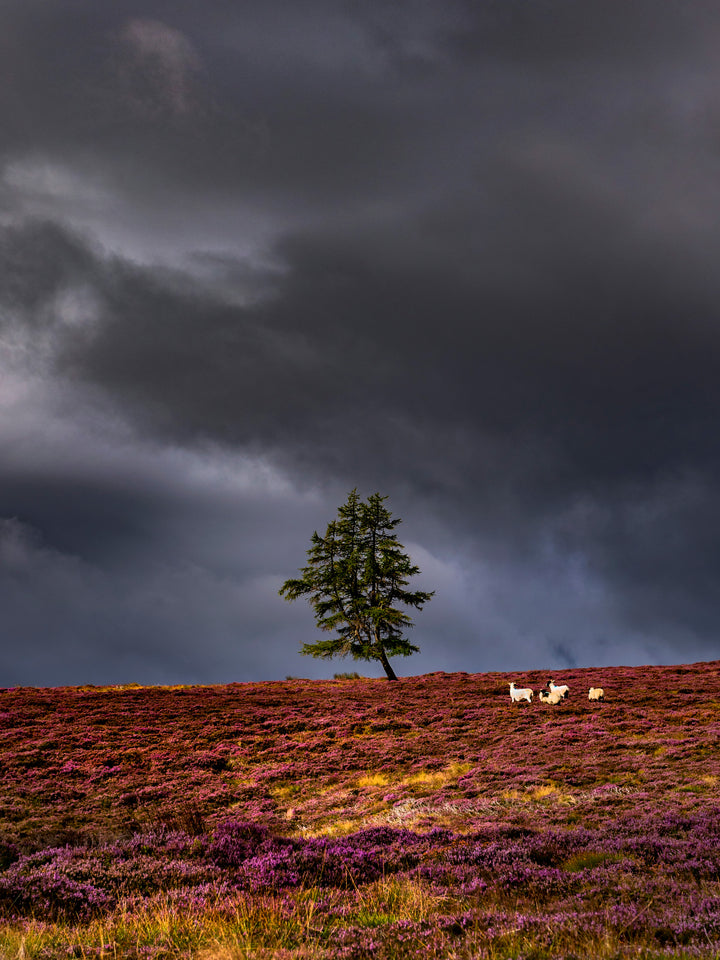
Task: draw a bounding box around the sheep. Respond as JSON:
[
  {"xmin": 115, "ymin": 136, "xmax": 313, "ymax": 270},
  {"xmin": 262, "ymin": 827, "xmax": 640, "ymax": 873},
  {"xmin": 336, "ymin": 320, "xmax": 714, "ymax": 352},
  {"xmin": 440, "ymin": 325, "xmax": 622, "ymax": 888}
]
[
  {"xmin": 547, "ymin": 679, "xmax": 570, "ymax": 699},
  {"xmin": 539, "ymin": 689, "xmax": 564, "ymax": 704},
  {"xmin": 509, "ymin": 681, "xmax": 533, "ymax": 703},
  {"xmin": 588, "ymin": 687, "xmax": 605, "ymax": 701}
]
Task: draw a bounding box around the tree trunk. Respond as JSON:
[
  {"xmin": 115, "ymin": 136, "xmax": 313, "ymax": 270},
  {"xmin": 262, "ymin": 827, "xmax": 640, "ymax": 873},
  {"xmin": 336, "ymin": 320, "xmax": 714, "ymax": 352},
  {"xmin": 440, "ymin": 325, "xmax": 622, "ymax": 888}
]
[{"xmin": 377, "ymin": 646, "xmax": 398, "ymax": 681}]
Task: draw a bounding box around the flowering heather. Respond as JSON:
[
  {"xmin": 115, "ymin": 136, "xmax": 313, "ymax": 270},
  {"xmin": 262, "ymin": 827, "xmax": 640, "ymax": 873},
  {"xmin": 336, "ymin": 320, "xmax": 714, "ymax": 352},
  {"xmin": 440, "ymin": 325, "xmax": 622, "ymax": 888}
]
[{"xmin": 1, "ymin": 660, "xmax": 720, "ymax": 957}]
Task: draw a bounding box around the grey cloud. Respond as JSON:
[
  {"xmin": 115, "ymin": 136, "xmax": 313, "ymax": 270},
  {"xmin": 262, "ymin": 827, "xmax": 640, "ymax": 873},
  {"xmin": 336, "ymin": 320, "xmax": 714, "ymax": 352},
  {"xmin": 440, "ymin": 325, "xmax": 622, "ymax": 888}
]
[
  {"xmin": 0, "ymin": 517, "xmax": 302, "ymax": 686},
  {"xmin": 47, "ymin": 182, "xmax": 720, "ymax": 495},
  {"xmin": 4, "ymin": 208, "xmax": 720, "ymax": 662},
  {"xmin": 0, "ymin": 443, "xmax": 351, "ymax": 686},
  {"xmin": 549, "ymin": 477, "xmax": 720, "ymax": 640},
  {"xmin": 448, "ymin": 0, "xmax": 713, "ymax": 65},
  {"xmin": 116, "ymin": 18, "xmax": 201, "ymax": 119},
  {"xmin": 0, "ymin": 219, "xmax": 97, "ymax": 316},
  {"xmin": 6, "ymin": 167, "xmax": 720, "ymax": 506}
]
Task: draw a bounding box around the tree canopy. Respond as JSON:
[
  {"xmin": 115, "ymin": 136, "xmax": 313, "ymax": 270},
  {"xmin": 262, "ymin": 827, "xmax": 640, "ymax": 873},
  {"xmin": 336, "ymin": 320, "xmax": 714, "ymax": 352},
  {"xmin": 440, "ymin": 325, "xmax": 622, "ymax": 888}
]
[{"xmin": 279, "ymin": 490, "xmax": 434, "ymax": 680}]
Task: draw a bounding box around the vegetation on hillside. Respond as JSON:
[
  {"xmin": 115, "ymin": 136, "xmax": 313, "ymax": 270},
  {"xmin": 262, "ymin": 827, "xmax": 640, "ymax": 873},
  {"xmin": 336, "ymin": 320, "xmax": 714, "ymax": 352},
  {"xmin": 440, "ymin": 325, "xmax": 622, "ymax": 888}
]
[{"xmin": 1, "ymin": 661, "xmax": 720, "ymax": 958}]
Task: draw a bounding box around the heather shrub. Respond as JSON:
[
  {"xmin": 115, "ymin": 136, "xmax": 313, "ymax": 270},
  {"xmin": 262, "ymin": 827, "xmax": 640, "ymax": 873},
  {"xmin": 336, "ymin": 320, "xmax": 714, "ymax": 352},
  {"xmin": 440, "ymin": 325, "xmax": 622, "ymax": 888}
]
[
  {"xmin": 208, "ymin": 820, "xmax": 286, "ymax": 867},
  {"xmin": 0, "ymin": 863, "xmax": 110, "ymax": 921},
  {"xmin": 289, "ymin": 836, "xmax": 386, "ymax": 887},
  {"xmin": 229, "ymin": 827, "xmax": 434, "ymax": 891}
]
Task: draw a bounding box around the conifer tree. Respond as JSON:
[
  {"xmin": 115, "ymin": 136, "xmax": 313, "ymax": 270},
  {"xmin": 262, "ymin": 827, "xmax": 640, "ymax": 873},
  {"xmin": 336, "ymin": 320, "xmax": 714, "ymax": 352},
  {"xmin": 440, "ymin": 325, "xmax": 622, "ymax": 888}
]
[{"xmin": 279, "ymin": 490, "xmax": 434, "ymax": 680}]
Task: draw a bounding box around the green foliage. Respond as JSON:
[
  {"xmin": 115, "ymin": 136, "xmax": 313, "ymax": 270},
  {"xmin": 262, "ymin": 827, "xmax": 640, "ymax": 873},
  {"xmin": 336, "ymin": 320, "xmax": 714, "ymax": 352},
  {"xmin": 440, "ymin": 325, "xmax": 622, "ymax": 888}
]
[{"xmin": 279, "ymin": 490, "xmax": 434, "ymax": 680}]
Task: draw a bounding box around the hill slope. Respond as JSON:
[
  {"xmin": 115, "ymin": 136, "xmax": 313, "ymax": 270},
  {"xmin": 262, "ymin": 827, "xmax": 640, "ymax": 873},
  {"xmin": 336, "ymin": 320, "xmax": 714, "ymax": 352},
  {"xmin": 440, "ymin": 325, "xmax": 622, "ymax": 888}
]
[{"xmin": 1, "ymin": 660, "xmax": 720, "ymax": 958}]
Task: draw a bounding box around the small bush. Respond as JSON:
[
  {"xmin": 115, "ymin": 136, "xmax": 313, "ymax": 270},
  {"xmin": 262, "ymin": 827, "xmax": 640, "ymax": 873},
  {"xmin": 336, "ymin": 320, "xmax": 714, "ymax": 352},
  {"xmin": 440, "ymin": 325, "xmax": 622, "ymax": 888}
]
[{"xmin": 209, "ymin": 820, "xmax": 282, "ymax": 867}]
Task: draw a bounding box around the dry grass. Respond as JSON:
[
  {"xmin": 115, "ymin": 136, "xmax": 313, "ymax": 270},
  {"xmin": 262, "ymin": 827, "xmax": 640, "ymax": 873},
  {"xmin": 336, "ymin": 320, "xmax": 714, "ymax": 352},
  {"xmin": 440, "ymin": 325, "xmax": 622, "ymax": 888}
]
[
  {"xmin": 357, "ymin": 772, "xmax": 390, "ymax": 788},
  {"xmin": 500, "ymin": 782, "xmax": 578, "ymax": 805},
  {"xmin": 404, "ymin": 761, "xmax": 472, "ymax": 788},
  {"xmin": 0, "ymin": 877, "xmax": 451, "ymax": 960}
]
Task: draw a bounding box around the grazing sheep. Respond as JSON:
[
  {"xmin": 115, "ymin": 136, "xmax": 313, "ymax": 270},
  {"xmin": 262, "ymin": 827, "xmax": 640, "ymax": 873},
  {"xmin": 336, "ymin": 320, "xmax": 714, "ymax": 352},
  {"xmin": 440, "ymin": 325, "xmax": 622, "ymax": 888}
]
[
  {"xmin": 548, "ymin": 679, "xmax": 570, "ymax": 699},
  {"xmin": 588, "ymin": 687, "xmax": 605, "ymax": 701},
  {"xmin": 509, "ymin": 681, "xmax": 533, "ymax": 703},
  {"xmin": 539, "ymin": 689, "xmax": 564, "ymax": 704}
]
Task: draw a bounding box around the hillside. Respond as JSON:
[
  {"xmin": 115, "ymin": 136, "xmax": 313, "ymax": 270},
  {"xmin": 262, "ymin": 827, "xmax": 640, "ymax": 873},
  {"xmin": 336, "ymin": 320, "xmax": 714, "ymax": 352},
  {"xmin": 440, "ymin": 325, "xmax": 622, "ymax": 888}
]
[{"xmin": 1, "ymin": 660, "xmax": 720, "ymax": 958}]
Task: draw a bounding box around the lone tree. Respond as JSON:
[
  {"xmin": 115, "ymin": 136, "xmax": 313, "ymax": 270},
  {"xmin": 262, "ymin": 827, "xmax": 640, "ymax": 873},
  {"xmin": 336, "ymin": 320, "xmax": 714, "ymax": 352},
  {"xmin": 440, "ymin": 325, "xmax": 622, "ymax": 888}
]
[{"xmin": 279, "ymin": 490, "xmax": 434, "ymax": 681}]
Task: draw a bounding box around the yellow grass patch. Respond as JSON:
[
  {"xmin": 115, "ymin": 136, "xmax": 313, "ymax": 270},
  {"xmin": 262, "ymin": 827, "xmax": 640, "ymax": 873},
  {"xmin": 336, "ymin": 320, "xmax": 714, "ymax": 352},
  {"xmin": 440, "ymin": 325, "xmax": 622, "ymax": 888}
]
[
  {"xmin": 300, "ymin": 818, "xmax": 362, "ymax": 838},
  {"xmin": 529, "ymin": 783, "xmax": 576, "ymax": 803},
  {"xmin": 404, "ymin": 761, "xmax": 472, "ymax": 788},
  {"xmin": 530, "ymin": 784, "xmax": 558, "ymax": 800},
  {"xmin": 357, "ymin": 772, "xmax": 390, "ymax": 788},
  {"xmin": 501, "ymin": 783, "xmax": 577, "ymax": 805}
]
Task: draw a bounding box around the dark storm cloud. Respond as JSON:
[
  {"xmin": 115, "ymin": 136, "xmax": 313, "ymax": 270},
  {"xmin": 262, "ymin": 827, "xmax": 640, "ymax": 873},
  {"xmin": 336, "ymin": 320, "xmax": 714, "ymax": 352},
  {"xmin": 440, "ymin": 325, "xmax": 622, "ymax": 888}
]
[
  {"xmin": 448, "ymin": 0, "xmax": 707, "ymax": 64},
  {"xmin": 0, "ymin": 0, "xmax": 446, "ymax": 205},
  {"xmin": 2, "ymin": 0, "xmax": 701, "ymax": 210},
  {"xmin": 5, "ymin": 194, "xmax": 720, "ymax": 659},
  {"xmin": 23, "ymin": 190, "xmax": 720, "ymax": 503},
  {"xmin": 0, "ymin": 511, "xmax": 317, "ymax": 687},
  {"xmin": 3, "ymin": 0, "xmax": 720, "ymax": 683}
]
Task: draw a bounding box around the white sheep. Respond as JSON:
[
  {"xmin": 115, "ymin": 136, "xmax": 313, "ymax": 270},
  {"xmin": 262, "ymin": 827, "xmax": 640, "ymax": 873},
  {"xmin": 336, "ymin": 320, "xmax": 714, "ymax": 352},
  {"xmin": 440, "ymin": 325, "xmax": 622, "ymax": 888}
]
[
  {"xmin": 547, "ymin": 679, "xmax": 569, "ymax": 699},
  {"xmin": 588, "ymin": 687, "xmax": 605, "ymax": 701},
  {"xmin": 539, "ymin": 689, "xmax": 564, "ymax": 704},
  {"xmin": 509, "ymin": 681, "xmax": 533, "ymax": 703}
]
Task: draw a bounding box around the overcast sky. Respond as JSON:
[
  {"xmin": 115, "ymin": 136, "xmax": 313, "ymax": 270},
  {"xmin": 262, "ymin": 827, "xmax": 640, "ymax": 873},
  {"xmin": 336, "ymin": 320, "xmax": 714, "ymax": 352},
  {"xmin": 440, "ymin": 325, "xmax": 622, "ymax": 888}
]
[{"xmin": 3, "ymin": 0, "xmax": 720, "ymax": 686}]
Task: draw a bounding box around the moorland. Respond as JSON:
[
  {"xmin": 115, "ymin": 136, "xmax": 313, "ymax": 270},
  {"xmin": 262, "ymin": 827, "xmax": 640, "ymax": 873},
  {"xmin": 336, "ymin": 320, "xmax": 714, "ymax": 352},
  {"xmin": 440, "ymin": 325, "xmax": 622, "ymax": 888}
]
[{"xmin": 1, "ymin": 660, "xmax": 720, "ymax": 958}]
